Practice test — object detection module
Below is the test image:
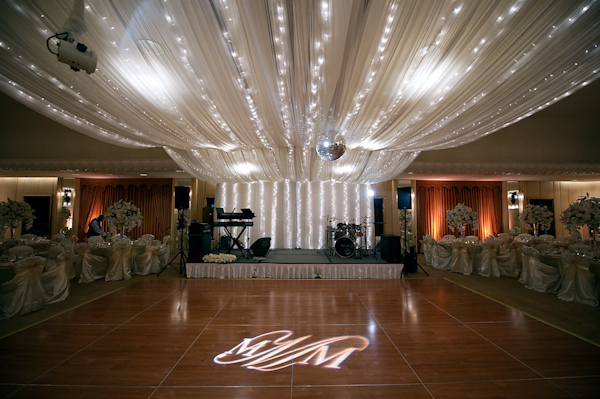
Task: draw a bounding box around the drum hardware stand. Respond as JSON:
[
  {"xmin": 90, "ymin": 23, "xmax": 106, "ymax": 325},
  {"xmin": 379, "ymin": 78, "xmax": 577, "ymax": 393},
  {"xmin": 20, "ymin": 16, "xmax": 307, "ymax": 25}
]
[
  {"xmin": 158, "ymin": 209, "xmax": 187, "ymax": 277},
  {"xmin": 400, "ymin": 208, "xmax": 428, "ymax": 276},
  {"xmin": 317, "ymin": 215, "xmax": 336, "ymax": 255}
]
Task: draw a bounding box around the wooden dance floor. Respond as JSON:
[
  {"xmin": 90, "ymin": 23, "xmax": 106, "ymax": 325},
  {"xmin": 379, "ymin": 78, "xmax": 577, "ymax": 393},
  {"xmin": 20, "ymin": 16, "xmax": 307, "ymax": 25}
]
[{"xmin": 1, "ymin": 278, "xmax": 599, "ymax": 398}]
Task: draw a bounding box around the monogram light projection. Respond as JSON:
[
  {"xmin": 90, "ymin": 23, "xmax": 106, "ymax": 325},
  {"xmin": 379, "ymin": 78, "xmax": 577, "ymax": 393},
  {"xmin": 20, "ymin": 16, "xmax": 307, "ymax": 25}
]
[{"xmin": 213, "ymin": 330, "xmax": 369, "ymax": 372}]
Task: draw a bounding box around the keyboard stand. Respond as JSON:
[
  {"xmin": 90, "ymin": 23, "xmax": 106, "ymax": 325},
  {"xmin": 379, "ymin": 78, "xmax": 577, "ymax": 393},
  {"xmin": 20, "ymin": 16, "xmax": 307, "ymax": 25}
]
[{"xmin": 221, "ymin": 224, "xmax": 251, "ymax": 258}]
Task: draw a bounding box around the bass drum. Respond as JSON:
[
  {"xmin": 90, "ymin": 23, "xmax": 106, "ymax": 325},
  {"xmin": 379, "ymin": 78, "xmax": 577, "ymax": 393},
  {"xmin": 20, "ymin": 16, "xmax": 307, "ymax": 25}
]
[{"xmin": 335, "ymin": 236, "xmax": 356, "ymax": 258}]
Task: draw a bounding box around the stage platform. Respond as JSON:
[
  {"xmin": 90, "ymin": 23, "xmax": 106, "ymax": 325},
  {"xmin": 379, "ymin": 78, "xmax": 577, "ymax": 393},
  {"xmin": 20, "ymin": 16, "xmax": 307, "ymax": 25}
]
[{"xmin": 186, "ymin": 248, "xmax": 404, "ymax": 279}]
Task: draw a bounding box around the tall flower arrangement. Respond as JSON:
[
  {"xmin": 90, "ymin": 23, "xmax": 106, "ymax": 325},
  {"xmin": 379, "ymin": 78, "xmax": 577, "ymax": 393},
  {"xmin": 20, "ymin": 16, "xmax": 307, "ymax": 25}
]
[
  {"xmin": 446, "ymin": 203, "xmax": 479, "ymax": 236},
  {"xmin": 0, "ymin": 198, "xmax": 35, "ymax": 238},
  {"xmin": 518, "ymin": 204, "xmax": 553, "ymax": 235},
  {"xmin": 560, "ymin": 194, "xmax": 600, "ymax": 245},
  {"xmin": 104, "ymin": 199, "xmax": 143, "ymax": 235}
]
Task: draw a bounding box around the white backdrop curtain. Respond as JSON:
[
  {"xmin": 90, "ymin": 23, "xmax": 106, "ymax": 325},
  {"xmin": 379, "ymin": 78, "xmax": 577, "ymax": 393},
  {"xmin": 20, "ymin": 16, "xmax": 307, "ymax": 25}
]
[{"xmin": 215, "ymin": 181, "xmax": 374, "ymax": 250}]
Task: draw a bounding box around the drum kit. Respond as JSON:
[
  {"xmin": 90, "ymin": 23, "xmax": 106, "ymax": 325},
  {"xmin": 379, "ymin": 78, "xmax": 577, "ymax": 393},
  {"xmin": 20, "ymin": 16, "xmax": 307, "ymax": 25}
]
[{"xmin": 320, "ymin": 215, "xmax": 375, "ymax": 259}]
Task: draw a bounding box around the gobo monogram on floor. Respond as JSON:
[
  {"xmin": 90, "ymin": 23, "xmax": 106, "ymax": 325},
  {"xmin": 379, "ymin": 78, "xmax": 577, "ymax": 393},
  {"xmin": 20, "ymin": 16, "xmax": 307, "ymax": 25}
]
[{"xmin": 213, "ymin": 330, "xmax": 370, "ymax": 371}]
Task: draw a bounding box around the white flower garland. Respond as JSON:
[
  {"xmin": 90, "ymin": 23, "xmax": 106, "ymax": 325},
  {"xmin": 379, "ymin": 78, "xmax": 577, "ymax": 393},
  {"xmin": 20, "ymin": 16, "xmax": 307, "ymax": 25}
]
[{"xmin": 202, "ymin": 253, "xmax": 237, "ymax": 263}]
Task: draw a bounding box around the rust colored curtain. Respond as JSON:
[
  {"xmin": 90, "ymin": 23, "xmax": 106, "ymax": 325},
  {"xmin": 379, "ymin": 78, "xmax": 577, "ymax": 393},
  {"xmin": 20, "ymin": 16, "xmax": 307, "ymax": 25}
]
[
  {"xmin": 78, "ymin": 179, "xmax": 172, "ymax": 241},
  {"xmin": 416, "ymin": 181, "xmax": 502, "ymax": 251}
]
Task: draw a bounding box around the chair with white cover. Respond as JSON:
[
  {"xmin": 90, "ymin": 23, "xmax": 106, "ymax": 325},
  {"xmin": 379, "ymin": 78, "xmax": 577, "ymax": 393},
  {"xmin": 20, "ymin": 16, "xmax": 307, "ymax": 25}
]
[
  {"xmin": 465, "ymin": 235, "xmax": 479, "ymax": 243},
  {"xmin": 431, "ymin": 239, "xmax": 452, "ymax": 271},
  {"xmin": 478, "ymin": 240, "xmax": 500, "ymax": 277},
  {"xmin": 105, "ymin": 241, "xmax": 133, "ymax": 281},
  {"xmin": 421, "ymin": 235, "xmax": 434, "ymax": 266},
  {"xmin": 518, "ymin": 245, "xmax": 534, "ymax": 286},
  {"xmin": 441, "ymin": 235, "xmax": 456, "ymax": 242},
  {"xmin": 41, "ymin": 252, "xmax": 70, "ymax": 304},
  {"xmin": 139, "ymin": 234, "xmax": 155, "ymax": 243},
  {"xmin": 539, "ymin": 234, "xmax": 555, "ymax": 242},
  {"xmin": 7, "ymin": 245, "xmax": 35, "ymax": 260},
  {"xmin": 497, "ymin": 238, "xmax": 520, "ymax": 277},
  {"xmin": 449, "ymin": 241, "xmax": 471, "ymax": 275},
  {"xmin": 558, "ymin": 253, "xmax": 599, "ymax": 306},
  {"xmin": 51, "ymin": 233, "xmax": 66, "ymax": 241},
  {"xmin": 518, "ymin": 233, "xmax": 533, "ymax": 241},
  {"xmin": 87, "ymin": 236, "xmax": 105, "ymax": 246},
  {"xmin": 158, "ymin": 235, "xmax": 172, "ymax": 267},
  {"xmin": 43, "ymin": 244, "xmax": 65, "ymax": 271},
  {"xmin": 77, "ymin": 243, "xmax": 109, "ymax": 283},
  {"xmin": 134, "ymin": 240, "xmax": 162, "ymax": 275},
  {"xmin": 0, "ymin": 256, "xmax": 46, "ymax": 319},
  {"xmin": 20, "ymin": 234, "xmax": 37, "ymax": 241},
  {"xmin": 524, "ymin": 246, "xmax": 561, "ymax": 294}
]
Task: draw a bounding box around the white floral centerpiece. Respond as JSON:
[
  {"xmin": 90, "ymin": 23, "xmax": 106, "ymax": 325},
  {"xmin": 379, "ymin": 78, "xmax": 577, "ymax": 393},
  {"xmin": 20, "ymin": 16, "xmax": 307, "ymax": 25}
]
[
  {"xmin": 518, "ymin": 204, "xmax": 553, "ymax": 236},
  {"xmin": 446, "ymin": 203, "xmax": 479, "ymax": 237},
  {"xmin": 0, "ymin": 198, "xmax": 35, "ymax": 239},
  {"xmin": 202, "ymin": 253, "xmax": 237, "ymax": 263},
  {"xmin": 104, "ymin": 199, "xmax": 143, "ymax": 236},
  {"xmin": 560, "ymin": 194, "xmax": 600, "ymax": 249}
]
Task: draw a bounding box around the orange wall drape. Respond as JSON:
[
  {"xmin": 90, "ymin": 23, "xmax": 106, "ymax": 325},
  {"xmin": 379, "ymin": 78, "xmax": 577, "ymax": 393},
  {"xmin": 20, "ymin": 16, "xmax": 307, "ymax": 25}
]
[
  {"xmin": 416, "ymin": 181, "xmax": 503, "ymax": 250},
  {"xmin": 78, "ymin": 179, "xmax": 172, "ymax": 241}
]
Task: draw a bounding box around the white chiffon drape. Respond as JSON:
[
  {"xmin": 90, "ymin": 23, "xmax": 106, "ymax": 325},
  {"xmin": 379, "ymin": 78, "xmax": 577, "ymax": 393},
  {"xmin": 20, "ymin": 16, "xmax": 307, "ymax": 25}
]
[{"xmin": 1, "ymin": 1, "xmax": 599, "ymax": 184}]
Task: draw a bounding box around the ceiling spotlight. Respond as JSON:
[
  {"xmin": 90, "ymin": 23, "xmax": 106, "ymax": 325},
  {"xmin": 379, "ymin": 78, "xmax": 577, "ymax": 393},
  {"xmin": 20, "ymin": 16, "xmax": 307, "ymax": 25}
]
[{"xmin": 316, "ymin": 130, "xmax": 346, "ymax": 161}]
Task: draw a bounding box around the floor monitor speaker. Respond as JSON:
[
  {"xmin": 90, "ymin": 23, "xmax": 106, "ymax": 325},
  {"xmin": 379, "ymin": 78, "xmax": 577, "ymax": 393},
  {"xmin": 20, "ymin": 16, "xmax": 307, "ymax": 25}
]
[{"xmin": 250, "ymin": 237, "xmax": 271, "ymax": 257}]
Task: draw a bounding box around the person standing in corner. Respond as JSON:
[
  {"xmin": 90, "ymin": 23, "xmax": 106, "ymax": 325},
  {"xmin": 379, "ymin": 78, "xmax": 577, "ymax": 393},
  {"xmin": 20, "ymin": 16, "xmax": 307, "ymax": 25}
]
[{"xmin": 87, "ymin": 214, "xmax": 107, "ymax": 239}]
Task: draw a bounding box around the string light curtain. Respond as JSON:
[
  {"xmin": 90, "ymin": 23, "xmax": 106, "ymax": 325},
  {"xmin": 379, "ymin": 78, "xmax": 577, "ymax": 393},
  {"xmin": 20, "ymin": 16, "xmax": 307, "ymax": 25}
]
[
  {"xmin": 78, "ymin": 179, "xmax": 172, "ymax": 241},
  {"xmin": 0, "ymin": 1, "xmax": 599, "ymax": 184},
  {"xmin": 415, "ymin": 180, "xmax": 503, "ymax": 245},
  {"xmin": 216, "ymin": 181, "xmax": 373, "ymax": 250}
]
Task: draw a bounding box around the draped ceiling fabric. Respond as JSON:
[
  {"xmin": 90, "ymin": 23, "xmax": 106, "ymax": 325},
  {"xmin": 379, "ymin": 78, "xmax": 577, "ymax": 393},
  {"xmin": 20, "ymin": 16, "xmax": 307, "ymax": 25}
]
[{"xmin": 0, "ymin": 0, "xmax": 599, "ymax": 184}]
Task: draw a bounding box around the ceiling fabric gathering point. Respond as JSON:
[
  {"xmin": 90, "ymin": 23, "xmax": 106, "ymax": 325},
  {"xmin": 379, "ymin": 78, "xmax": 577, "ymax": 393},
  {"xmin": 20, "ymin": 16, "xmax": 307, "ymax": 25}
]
[{"xmin": 0, "ymin": 0, "xmax": 599, "ymax": 183}]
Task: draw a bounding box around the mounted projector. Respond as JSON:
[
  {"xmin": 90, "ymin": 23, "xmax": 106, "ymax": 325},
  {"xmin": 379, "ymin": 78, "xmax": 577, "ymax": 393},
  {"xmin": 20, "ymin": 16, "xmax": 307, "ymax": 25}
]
[
  {"xmin": 47, "ymin": 32, "xmax": 97, "ymax": 74},
  {"xmin": 57, "ymin": 37, "xmax": 97, "ymax": 74},
  {"xmin": 46, "ymin": 0, "xmax": 97, "ymax": 74}
]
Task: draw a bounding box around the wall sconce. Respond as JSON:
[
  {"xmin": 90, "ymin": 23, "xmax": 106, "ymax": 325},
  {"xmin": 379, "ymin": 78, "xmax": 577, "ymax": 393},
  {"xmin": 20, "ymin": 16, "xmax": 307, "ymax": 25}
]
[
  {"xmin": 62, "ymin": 188, "xmax": 73, "ymax": 207},
  {"xmin": 508, "ymin": 191, "xmax": 519, "ymax": 209}
]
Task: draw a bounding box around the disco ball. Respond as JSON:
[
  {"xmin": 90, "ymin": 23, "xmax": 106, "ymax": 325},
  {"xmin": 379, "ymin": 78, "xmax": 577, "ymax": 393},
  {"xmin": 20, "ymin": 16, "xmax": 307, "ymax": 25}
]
[{"xmin": 316, "ymin": 130, "xmax": 346, "ymax": 161}]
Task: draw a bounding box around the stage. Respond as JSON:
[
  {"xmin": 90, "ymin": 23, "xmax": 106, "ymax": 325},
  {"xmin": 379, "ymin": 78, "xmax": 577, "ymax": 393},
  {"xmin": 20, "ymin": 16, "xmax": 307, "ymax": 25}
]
[{"xmin": 185, "ymin": 248, "xmax": 405, "ymax": 279}]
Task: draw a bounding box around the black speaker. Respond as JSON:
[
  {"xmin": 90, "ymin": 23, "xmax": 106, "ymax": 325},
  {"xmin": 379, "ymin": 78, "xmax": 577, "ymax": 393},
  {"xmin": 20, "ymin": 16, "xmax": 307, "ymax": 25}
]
[
  {"xmin": 398, "ymin": 187, "xmax": 411, "ymax": 209},
  {"xmin": 380, "ymin": 234, "xmax": 402, "ymax": 263},
  {"xmin": 175, "ymin": 186, "xmax": 190, "ymax": 210},
  {"xmin": 403, "ymin": 245, "xmax": 418, "ymax": 273},
  {"xmin": 250, "ymin": 237, "xmax": 271, "ymax": 257},
  {"xmin": 188, "ymin": 232, "xmax": 212, "ymax": 262}
]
